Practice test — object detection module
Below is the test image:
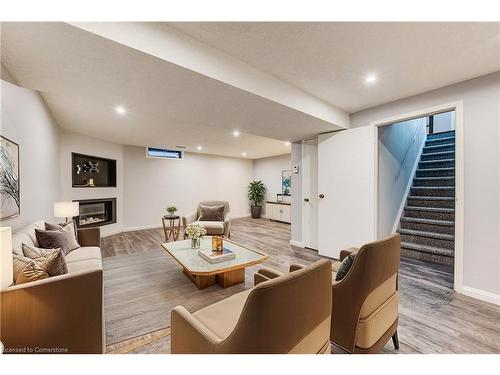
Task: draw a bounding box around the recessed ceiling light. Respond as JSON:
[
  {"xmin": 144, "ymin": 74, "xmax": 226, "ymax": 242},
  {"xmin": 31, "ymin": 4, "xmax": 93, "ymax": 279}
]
[
  {"xmin": 284, "ymin": 141, "xmax": 291, "ymax": 146},
  {"xmin": 365, "ymin": 74, "xmax": 377, "ymax": 84},
  {"xmin": 197, "ymin": 146, "xmax": 203, "ymax": 151},
  {"xmin": 233, "ymin": 130, "xmax": 240, "ymax": 137},
  {"xmin": 114, "ymin": 105, "xmax": 127, "ymax": 115},
  {"xmin": 242, "ymin": 152, "xmax": 247, "ymax": 157}
]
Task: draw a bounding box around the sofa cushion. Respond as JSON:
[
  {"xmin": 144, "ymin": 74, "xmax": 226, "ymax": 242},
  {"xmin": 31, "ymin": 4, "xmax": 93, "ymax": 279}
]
[
  {"xmin": 13, "ymin": 254, "xmax": 50, "ymax": 285},
  {"xmin": 66, "ymin": 259, "xmax": 102, "ymax": 274},
  {"xmin": 199, "ymin": 204, "xmax": 225, "ymax": 221},
  {"xmin": 46, "ymin": 220, "xmax": 79, "ymax": 241},
  {"xmin": 193, "ymin": 289, "xmax": 252, "ymax": 339},
  {"xmin": 196, "ymin": 220, "xmax": 224, "ymax": 235},
  {"xmin": 335, "ymin": 254, "xmax": 355, "ymax": 281},
  {"xmin": 22, "ymin": 243, "xmax": 68, "ymax": 277},
  {"xmin": 12, "ymin": 232, "xmax": 33, "ymax": 255},
  {"xmin": 35, "ymin": 228, "xmax": 80, "ymax": 256},
  {"xmin": 64, "ymin": 246, "xmax": 102, "ymax": 263}
]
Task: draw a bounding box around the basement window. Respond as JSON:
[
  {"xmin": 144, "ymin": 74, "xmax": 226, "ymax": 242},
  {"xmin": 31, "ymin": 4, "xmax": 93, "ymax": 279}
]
[{"xmin": 146, "ymin": 147, "xmax": 184, "ymax": 160}]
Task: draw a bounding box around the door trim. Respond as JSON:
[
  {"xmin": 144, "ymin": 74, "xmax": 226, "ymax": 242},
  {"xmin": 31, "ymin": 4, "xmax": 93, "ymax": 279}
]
[{"xmin": 370, "ymin": 101, "xmax": 464, "ymax": 294}]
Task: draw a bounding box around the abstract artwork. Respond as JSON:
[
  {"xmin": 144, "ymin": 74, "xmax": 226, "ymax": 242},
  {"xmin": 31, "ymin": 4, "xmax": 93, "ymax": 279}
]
[
  {"xmin": 282, "ymin": 169, "xmax": 291, "ymax": 196},
  {"xmin": 0, "ymin": 136, "xmax": 20, "ymax": 220}
]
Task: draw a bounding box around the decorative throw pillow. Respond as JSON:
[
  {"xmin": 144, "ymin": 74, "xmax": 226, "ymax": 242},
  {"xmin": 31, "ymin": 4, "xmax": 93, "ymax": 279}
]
[
  {"xmin": 335, "ymin": 254, "xmax": 356, "ymax": 281},
  {"xmin": 35, "ymin": 228, "xmax": 80, "ymax": 256},
  {"xmin": 22, "ymin": 243, "xmax": 68, "ymax": 277},
  {"xmin": 45, "ymin": 220, "xmax": 78, "ymax": 241},
  {"xmin": 13, "ymin": 254, "xmax": 50, "ymax": 285},
  {"xmin": 199, "ymin": 205, "xmax": 225, "ymax": 221}
]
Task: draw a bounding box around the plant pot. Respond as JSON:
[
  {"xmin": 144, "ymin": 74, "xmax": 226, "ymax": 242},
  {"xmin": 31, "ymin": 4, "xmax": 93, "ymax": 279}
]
[{"xmin": 250, "ymin": 205, "xmax": 262, "ymax": 219}]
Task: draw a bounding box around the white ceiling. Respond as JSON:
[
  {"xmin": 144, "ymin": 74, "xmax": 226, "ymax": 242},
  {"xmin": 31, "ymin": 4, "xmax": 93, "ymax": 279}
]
[
  {"xmin": 2, "ymin": 22, "xmax": 499, "ymax": 159},
  {"xmin": 171, "ymin": 22, "xmax": 500, "ymax": 112}
]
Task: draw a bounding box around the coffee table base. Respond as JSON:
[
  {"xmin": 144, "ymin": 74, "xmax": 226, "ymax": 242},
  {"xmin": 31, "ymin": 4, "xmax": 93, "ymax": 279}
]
[{"xmin": 183, "ymin": 268, "xmax": 245, "ymax": 290}]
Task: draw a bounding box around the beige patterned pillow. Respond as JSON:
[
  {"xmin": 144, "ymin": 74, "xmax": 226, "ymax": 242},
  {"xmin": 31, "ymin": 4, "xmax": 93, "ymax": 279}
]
[
  {"xmin": 13, "ymin": 254, "xmax": 50, "ymax": 285},
  {"xmin": 22, "ymin": 243, "xmax": 68, "ymax": 277}
]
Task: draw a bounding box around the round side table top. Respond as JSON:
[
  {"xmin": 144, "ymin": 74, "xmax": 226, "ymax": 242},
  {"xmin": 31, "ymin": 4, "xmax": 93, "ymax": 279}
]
[{"xmin": 163, "ymin": 214, "xmax": 180, "ymax": 220}]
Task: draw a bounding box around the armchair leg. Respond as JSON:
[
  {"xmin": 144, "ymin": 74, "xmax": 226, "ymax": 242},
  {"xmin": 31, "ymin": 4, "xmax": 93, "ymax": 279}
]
[{"xmin": 391, "ymin": 331, "xmax": 399, "ymax": 350}]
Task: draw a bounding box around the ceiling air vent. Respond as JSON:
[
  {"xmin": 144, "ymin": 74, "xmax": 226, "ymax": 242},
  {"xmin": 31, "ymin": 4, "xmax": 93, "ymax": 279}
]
[{"xmin": 146, "ymin": 147, "xmax": 184, "ymax": 160}]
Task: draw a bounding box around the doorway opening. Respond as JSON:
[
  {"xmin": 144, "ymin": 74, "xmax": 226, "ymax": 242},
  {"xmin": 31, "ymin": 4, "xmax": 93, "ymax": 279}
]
[{"xmin": 376, "ymin": 106, "xmax": 460, "ymax": 288}]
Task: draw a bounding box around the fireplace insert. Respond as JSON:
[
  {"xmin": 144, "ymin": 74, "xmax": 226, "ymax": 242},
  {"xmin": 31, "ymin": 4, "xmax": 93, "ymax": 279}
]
[{"xmin": 74, "ymin": 198, "xmax": 116, "ymax": 228}]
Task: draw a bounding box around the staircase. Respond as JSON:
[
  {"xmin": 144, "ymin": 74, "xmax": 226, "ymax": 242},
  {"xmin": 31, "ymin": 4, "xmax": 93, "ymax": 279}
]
[{"xmin": 398, "ymin": 130, "xmax": 455, "ymax": 265}]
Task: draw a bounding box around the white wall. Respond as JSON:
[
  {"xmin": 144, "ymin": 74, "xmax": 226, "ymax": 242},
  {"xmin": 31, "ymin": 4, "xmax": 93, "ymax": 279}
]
[
  {"xmin": 59, "ymin": 129, "xmax": 123, "ymax": 236},
  {"xmin": 433, "ymin": 111, "xmax": 455, "ymax": 133},
  {"xmin": 122, "ymin": 145, "xmax": 253, "ymax": 230},
  {"xmin": 351, "ymin": 71, "xmax": 500, "ymax": 299},
  {"xmin": 0, "ymin": 79, "xmax": 60, "ymax": 231},
  {"xmin": 290, "ymin": 142, "xmax": 303, "ymax": 244},
  {"xmin": 253, "ymin": 153, "xmax": 291, "ymax": 216},
  {"xmin": 378, "ymin": 117, "xmax": 427, "ymax": 237}
]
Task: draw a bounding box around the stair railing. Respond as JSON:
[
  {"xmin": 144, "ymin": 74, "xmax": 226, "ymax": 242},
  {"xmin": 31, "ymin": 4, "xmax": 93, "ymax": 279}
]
[{"xmin": 394, "ymin": 118, "xmax": 427, "ymax": 182}]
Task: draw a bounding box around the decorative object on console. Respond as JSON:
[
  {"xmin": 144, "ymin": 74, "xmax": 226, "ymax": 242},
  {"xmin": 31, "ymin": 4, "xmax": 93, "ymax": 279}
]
[
  {"xmin": 54, "ymin": 201, "xmax": 79, "ymax": 222},
  {"xmin": 281, "ymin": 169, "xmax": 292, "ymax": 196},
  {"xmin": 72, "ymin": 152, "xmax": 116, "ymax": 188},
  {"xmin": 0, "ymin": 227, "xmax": 13, "ymax": 290},
  {"xmin": 247, "ymin": 180, "xmax": 266, "ymax": 218},
  {"xmin": 184, "ymin": 223, "xmax": 207, "ymax": 249},
  {"xmin": 0, "ymin": 136, "xmax": 20, "ymax": 220}
]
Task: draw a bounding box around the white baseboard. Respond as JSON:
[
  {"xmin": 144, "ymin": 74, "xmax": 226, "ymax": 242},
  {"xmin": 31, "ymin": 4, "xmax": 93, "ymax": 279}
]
[
  {"xmin": 122, "ymin": 224, "xmax": 163, "ymax": 233},
  {"xmin": 459, "ymin": 286, "xmax": 500, "ymax": 306},
  {"xmin": 290, "ymin": 240, "xmax": 305, "ymax": 248}
]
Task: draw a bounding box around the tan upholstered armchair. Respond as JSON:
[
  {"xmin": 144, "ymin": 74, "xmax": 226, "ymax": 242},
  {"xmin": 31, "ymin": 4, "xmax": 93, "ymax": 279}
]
[
  {"xmin": 171, "ymin": 259, "xmax": 332, "ymax": 354},
  {"xmin": 330, "ymin": 233, "xmax": 401, "ymax": 353},
  {"xmin": 182, "ymin": 200, "xmax": 231, "ymax": 237}
]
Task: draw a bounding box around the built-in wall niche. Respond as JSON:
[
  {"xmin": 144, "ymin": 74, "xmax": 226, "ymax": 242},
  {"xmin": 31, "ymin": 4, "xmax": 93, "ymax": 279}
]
[{"xmin": 72, "ymin": 153, "xmax": 117, "ymax": 188}]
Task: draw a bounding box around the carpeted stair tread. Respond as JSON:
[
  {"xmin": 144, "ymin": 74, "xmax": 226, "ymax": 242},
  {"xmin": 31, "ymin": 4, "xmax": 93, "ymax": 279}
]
[
  {"xmin": 398, "ymin": 228, "xmax": 454, "ymax": 241},
  {"xmin": 408, "ymin": 195, "xmax": 454, "ymax": 201},
  {"xmin": 404, "ymin": 206, "xmax": 455, "ymax": 213},
  {"xmin": 414, "ymin": 176, "xmax": 455, "ymax": 182},
  {"xmin": 425, "ymin": 136, "xmax": 455, "ymax": 145},
  {"xmin": 400, "ymin": 217, "xmax": 454, "ymax": 227},
  {"xmin": 422, "ymin": 144, "xmax": 455, "ymax": 153},
  {"xmin": 426, "ymin": 130, "xmax": 456, "ymax": 139},
  {"xmin": 400, "ymin": 242, "xmax": 454, "ymax": 257},
  {"xmin": 420, "ymin": 151, "xmax": 455, "ymax": 159}
]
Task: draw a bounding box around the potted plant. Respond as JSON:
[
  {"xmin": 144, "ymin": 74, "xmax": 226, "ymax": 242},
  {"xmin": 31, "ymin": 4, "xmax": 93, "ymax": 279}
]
[
  {"xmin": 247, "ymin": 180, "xmax": 266, "ymax": 218},
  {"xmin": 165, "ymin": 205, "xmax": 177, "ymax": 216}
]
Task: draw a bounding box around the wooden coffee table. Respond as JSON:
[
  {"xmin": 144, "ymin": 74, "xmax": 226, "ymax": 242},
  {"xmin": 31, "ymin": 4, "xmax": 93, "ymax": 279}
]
[{"xmin": 161, "ymin": 237, "xmax": 268, "ymax": 289}]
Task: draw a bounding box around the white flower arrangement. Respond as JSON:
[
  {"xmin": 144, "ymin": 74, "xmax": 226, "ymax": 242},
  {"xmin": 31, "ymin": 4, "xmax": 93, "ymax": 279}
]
[{"xmin": 184, "ymin": 223, "xmax": 207, "ymax": 239}]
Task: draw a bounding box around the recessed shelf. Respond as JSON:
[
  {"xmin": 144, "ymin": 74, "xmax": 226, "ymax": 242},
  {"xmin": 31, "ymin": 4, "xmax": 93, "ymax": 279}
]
[{"xmin": 72, "ymin": 153, "xmax": 117, "ymax": 188}]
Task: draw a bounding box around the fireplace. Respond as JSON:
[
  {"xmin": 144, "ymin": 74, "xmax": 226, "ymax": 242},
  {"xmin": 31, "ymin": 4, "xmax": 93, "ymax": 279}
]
[{"xmin": 74, "ymin": 198, "xmax": 116, "ymax": 228}]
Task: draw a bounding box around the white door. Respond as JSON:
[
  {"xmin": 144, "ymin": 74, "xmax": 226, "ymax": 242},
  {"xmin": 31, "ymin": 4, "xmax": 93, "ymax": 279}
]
[
  {"xmin": 302, "ymin": 139, "xmax": 319, "ymax": 250},
  {"xmin": 318, "ymin": 127, "xmax": 376, "ymax": 259}
]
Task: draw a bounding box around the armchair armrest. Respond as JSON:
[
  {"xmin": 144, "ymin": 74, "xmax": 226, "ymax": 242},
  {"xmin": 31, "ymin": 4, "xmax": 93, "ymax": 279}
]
[
  {"xmin": 340, "ymin": 247, "xmax": 359, "ymax": 261},
  {"xmin": 1, "ymin": 269, "xmax": 104, "ymax": 353},
  {"xmin": 223, "ymin": 212, "xmax": 231, "ymax": 237},
  {"xmin": 78, "ymin": 227, "xmax": 101, "ymax": 247},
  {"xmin": 171, "ymin": 306, "xmax": 221, "ymax": 353},
  {"xmin": 254, "ymin": 267, "xmax": 283, "ymax": 285},
  {"xmin": 182, "ymin": 211, "xmax": 198, "ymax": 228},
  {"xmin": 289, "ymin": 263, "xmax": 307, "ymax": 273}
]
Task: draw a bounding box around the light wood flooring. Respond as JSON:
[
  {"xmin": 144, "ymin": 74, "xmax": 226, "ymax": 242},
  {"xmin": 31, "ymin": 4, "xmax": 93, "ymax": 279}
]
[{"xmin": 101, "ymin": 217, "xmax": 500, "ymax": 354}]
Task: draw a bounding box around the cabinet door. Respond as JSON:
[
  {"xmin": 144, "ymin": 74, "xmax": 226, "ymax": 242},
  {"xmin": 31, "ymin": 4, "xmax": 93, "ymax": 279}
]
[
  {"xmin": 266, "ymin": 203, "xmax": 275, "ymax": 220},
  {"xmin": 281, "ymin": 205, "xmax": 291, "ymax": 223}
]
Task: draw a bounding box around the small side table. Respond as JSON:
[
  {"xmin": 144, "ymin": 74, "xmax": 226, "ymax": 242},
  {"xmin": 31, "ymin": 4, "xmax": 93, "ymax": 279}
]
[{"xmin": 162, "ymin": 215, "xmax": 181, "ymax": 241}]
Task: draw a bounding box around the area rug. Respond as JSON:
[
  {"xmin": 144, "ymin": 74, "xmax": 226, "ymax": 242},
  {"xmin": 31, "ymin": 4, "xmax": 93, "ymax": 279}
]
[{"xmin": 103, "ymin": 249, "xmax": 251, "ymax": 346}]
